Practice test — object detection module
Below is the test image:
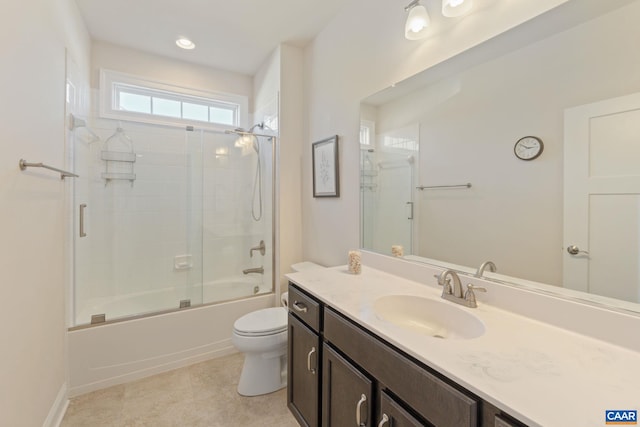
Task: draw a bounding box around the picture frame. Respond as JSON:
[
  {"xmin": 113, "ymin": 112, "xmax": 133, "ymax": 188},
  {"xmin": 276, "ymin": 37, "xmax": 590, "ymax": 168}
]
[{"xmin": 312, "ymin": 135, "xmax": 340, "ymax": 197}]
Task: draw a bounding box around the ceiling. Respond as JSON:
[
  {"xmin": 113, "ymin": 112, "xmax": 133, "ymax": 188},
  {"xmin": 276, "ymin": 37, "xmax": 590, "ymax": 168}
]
[{"xmin": 74, "ymin": 0, "xmax": 350, "ymax": 76}]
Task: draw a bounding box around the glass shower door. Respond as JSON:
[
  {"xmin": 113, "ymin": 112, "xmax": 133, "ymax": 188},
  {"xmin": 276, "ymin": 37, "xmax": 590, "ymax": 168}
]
[
  {"xmin": 72, "ymin": 121, "xmax": 204, "ymax": 326},
  {"xmin": 198, "ymin": 131, "xmax": 274, "ymax": 305}
]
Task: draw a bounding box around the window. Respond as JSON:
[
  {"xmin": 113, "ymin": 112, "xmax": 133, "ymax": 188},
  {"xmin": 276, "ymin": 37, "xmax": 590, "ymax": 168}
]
[
  {"xmin": 360, "ymin": 120, "xmax": 375, "ymax": 146},
  {"xmin": 383, "ymin": 135, "xmax": 419, "ymax": 151},
  {"xmin": 100, "ymin": 69, "xmax": 248, "ymax": 129}
]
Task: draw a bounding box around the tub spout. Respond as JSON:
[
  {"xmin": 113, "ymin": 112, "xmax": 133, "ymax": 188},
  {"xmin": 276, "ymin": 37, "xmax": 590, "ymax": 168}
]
[{"xmin": 243, "ymin": 267, "xmax": 264, "ymax": 275}]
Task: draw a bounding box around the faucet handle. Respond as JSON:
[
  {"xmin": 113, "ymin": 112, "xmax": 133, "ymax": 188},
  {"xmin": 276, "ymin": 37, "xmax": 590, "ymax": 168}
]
[{"xmin": 464, "ymin": 284, "xmax": 487, "ymax": 308}]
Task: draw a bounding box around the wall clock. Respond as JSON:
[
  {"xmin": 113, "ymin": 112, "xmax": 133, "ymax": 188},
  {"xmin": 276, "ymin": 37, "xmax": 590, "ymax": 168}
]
[{"xmin": 514, "ymin": 136, "xmax": 543, "ymax": 161}]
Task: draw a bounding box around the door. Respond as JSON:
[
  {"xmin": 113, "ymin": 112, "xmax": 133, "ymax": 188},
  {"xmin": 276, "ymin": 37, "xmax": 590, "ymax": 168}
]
[
  {"xmin": 373, "ymin": 156, "xmax": 414, "ymax": 254},
  {"xmin": 564, "ymin": 92, "xmax": 640, "ymax": 302},
  {"xmin": 322, "ymin": 344, "xmax": 374, "ymax": 427},
  {"xmin": 288, "ymin": 313, "xmax": 320, "ymax": 427}
]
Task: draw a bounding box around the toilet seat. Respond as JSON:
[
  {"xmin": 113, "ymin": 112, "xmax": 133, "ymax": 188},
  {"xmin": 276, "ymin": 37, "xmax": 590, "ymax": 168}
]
[{"xmin": 233, "ymin": 307, "xmax": 287, "ymax": 337}]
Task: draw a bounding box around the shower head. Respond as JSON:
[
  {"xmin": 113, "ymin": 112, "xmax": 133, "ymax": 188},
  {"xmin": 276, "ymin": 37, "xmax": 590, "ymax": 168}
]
[
  {"xmin": 225, "ymin": 122, "xmax": 263, "ymax": 135},
  {"xmin": 227, "ymin": 128, "xmax": 260, "ymax": 153},
  {"xmin": 225, "ymin": 122, "xmax": 271, "ymax": 153}
]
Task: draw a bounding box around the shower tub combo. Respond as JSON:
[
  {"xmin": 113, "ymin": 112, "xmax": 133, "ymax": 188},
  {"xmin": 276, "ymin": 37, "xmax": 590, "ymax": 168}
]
[{"xmin": 67, "ymin": 119, "xmax": 277, "ymax": 396}]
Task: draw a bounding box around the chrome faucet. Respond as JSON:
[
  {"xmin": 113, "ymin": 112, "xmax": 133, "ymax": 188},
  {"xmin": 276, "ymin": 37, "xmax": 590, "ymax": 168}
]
[
  {"xmin": 249, "ymin": 240, "xmax": 266, "ymax": 257},
  {"xmin": 438, "ymin": 270, "xmax": 464, "ymax": 299},
  {"xmin": 437, "ymin": 269, "xmax": 487, "ymax": 308},
  {"xmin": 243, "ymin": 266, "xmax": 264, "ymax": 275},
  {"xmin": 474, "ymin": 261, "xmax": 496, "ymax": 278}
]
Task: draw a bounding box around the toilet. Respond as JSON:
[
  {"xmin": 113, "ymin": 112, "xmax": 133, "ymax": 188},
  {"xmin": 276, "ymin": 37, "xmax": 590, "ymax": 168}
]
[{"xmin": 231, "ymin": 261, "xmax": 324, "ymax": 396}]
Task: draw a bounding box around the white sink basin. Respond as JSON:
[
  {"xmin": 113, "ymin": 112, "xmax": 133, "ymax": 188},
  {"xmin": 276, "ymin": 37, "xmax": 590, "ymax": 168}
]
[{"xmin": 373, "ymin": 295, "xmax": 485, "ymax": 340}]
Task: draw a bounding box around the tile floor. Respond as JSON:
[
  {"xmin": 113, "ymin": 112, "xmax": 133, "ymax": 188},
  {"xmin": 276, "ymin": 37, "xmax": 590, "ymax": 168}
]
[{"xmin": 61, "ymin": 353, "xmax": 299, "ymax": 427}]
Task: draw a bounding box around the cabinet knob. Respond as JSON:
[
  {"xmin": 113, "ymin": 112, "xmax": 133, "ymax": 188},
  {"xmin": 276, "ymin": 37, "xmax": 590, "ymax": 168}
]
[
  {"xmin": 307, "ymin": 347, "xmax": 316, "ymax": 374},
  {"xmin": 377, "ymin": 413, "xmax": 389, "ymax": 427},
  {"xmin": 356, "ymin": 394, "xmax": 367, "ymax": 426}
]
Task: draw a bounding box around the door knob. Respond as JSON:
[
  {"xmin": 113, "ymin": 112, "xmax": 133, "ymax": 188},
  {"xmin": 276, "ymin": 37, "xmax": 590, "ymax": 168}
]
[{"xmin": 567, "ymin": 245, "xmax": 589, "ymax": 255}]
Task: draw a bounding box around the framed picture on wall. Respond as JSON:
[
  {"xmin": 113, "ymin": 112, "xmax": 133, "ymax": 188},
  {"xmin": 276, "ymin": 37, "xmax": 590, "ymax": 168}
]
[{"xmin": 312, "ymin": 135, "xmax": 340, "ymax": 197}]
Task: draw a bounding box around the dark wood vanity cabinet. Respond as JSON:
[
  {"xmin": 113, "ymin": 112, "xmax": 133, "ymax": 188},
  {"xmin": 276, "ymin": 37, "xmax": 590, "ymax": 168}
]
[
  {"xmin": 322, "ymin": 344, "xmax": 374, "ymax": 427},
  {"xmin": 288, "ymin": 286, "xmax": 322, "ymax": 427},
  {"xmin": 287, "ymin": 283, "xmax": 527, "ymax": 427}
]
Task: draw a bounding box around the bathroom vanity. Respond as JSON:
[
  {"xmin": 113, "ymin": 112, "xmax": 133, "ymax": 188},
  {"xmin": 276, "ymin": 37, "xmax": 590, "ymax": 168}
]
[
  {"xmin": 286, "ymin": 258, "xmax": 640, "ymax": 427},
  {"xmin": 287, "ymin": 283, "xmax": 521, "ymax": 427}
]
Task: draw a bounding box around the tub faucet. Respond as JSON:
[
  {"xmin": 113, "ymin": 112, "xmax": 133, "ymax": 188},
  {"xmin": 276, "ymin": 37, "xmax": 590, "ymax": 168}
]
[
  {"xmin": 243, "ymin": 267, "xmax": 264, "ymax": 275},
  {"xmin": 250, "ymin": 240, "xmax": 266, "ymax": 257},
  {"xmin": 475, "ymin": 261, "xmax": 496, "ymax": 278}
]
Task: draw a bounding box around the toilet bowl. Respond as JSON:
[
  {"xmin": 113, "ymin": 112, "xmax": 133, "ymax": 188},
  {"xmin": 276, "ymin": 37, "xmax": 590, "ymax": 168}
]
[
  {"xmin": 232, "ymin": 307, "xmax": 288, "ymax": 396},
  {"xmin": 231, "ymin": 261, "xmax": 325, "ymax": 396}
]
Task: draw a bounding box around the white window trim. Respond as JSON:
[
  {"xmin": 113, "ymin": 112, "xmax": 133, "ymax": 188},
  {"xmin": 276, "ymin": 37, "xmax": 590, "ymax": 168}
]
[
  {"xmin": 99, "ymin": 69, "xmax": 248, "ymax": 130},
  {"xmin": 360, "ymin": 119, "xmax": 375, "ymax": 147}
]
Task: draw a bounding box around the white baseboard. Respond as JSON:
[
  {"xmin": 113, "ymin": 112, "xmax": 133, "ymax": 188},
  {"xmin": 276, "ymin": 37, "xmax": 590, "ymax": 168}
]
[{"xmin": 42, "ymin": 383, "xmax": 69, "ymax": 427}]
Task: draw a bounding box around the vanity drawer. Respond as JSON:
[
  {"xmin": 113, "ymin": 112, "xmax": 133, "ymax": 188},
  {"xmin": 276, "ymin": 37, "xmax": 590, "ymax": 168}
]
[
  {"xmin": 289, "ymin": 284, "xmax": 321, "ymax": 333},
  {"xmin": 324, "ymin": 308, "xmax": 478, "ymax": 427},
  {"xmin": 379, "ymin": 390, "xmax": 426, "ymax": 427}
]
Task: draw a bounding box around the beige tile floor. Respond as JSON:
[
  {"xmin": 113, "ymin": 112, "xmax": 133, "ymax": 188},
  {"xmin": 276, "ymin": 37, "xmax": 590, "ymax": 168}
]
[{"xmin": 61, "ymin": 353, "xmax": 299, "ymax": 427}]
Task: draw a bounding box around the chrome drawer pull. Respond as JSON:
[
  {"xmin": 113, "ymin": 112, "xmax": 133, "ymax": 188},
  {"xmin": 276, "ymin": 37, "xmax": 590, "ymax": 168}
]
[
  {"xmin": 293, "ymin": 301, "xmax": 308, "ymax": 313},
  {"xmin": 307, "ymin": 347, "xmax": 316, "ymax": 374},
  {"xmin": 356, "ymin": 394, "xmax": 367, "ymax": 426},
  {"xmin": 378, "ymin": 414, "xmax": 389, "ymax": 427}
]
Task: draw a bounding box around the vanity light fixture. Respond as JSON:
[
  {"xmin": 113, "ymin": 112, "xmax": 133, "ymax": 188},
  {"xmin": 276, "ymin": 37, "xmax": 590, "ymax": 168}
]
[
  {"xmin": 404, "ymin": 0, "xmax": 431, "ymax": 40},
  {"xmin": 176, "ymin": 37, "xmax": 196, "ymax": 50},
  {"xmin": 442, "ymin": 0, "xmax": 473, "ymax": 18}
]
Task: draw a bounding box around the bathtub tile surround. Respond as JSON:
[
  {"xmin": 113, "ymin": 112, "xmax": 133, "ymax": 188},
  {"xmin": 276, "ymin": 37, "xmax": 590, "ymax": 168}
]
[{"xmin": 61, "ymin": 353, "xmax": 297, "ymax": 427}]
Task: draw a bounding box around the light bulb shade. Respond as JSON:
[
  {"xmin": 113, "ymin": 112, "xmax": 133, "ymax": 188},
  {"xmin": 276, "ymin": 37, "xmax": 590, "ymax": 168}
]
[
  {"xmin": 442, "ymin": 0, "xmax": 473, "ymax": 17},
  {"xmin": 405, "ymin": 4, "xmax": 430, "ymax": 40}
]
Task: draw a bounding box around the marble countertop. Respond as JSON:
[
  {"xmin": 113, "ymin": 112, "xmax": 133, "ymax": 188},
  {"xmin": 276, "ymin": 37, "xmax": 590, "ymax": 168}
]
[{"xmin": 286, "ymin": 265, "xmax": 640, "ymax": 427}]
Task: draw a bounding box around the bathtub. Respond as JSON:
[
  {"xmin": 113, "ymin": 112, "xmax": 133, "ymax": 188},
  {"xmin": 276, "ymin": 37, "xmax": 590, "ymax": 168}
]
[
  {"xmin": 68, "ymin": 276, "xmax": 275, "ymax": 397},
  {"xmin": 74, "ymin": 276, "xmax": 266, "ymax": 326}
]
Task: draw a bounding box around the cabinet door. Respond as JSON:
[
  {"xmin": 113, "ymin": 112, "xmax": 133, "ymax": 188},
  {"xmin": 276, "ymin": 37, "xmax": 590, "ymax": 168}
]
[
  {"xmin": 378, "ymin": 390, "xmax": 427, "ymax": 427},
  {"xmin": 288, "ymin": 313, "xmax": 321, "ymax": 427},
  {"xmin": 322, "ymin": 344, "xmax": 374, "ymax": 427}
]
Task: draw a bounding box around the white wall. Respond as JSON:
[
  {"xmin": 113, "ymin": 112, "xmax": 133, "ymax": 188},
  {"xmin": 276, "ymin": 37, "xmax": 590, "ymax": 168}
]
[
  {"xmin": 253, "ymin": 45, "xmax": 305, "ymax": 291},
  {"xmin": 91, "ymin": 41, "xmax": 253, "ymax": 114},
  {"xmin": 0, "ymin": 0, "xmax": 90, "ymax": 425},
  {"xmin": 301, "ymin": 0, "xmax": 577, "ymax": 266},
  {"xmin": 278, "ymin": 45, "xmax": 305, "ymax": 283}
]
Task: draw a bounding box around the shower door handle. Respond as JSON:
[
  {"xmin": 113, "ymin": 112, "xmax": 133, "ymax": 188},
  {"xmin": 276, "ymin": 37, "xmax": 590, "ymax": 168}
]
[
  {"xmin": 79, "ymin": 204, "xmax": 87, "ymax": 237},
  {"xmin": 406, "ymin": 201, "xmax": 414, "ymax": 220}
]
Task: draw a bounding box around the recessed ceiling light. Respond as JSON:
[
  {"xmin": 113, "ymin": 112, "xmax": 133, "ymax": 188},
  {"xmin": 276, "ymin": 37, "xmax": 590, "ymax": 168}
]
[{"xmin": 176, "ymin": 38, "xmax": 195, "ymax": 50}]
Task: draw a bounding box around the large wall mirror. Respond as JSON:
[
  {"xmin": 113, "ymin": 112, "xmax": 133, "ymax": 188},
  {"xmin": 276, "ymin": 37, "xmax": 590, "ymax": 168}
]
[{"xmin": 360, "ymin": 0, "xmax": 640, "ymax": 313}]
